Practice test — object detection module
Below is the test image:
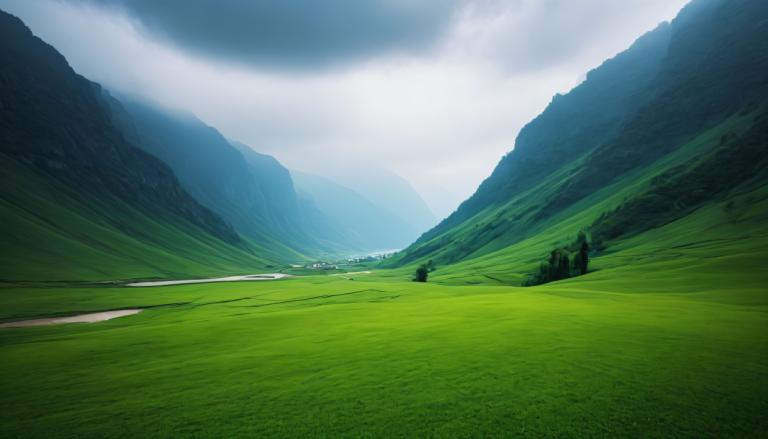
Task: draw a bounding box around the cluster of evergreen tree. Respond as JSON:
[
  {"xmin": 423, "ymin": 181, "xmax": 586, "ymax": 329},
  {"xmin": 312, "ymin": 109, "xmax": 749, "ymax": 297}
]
[{"xmin": 525, "ymin": 232, "xmax": 590, "ymax": 286}]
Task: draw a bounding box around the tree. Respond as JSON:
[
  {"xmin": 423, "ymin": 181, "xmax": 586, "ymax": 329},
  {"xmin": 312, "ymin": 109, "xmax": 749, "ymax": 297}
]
[
  {"xmin": 526, "ymin": 231, "xmax": 590, "ymax": 286},
  {"xmin": 413, "ymin": 264, "xmax": 429, "ymax": 282},
  {"xmin": 548, "ymin": 249, "xmax": 571, "ymax": 281},
  {"xmin": 558, "ymin": 252, "xmax": 571, "ymax": 280},
  {"xmin": 426, "ymin": 259, "xmax": 436, "ymax": 272},
  {"xmin": 548, "ymin": 249, "xmax": 560, "ymax": 279},
  {"xmin": 573, "ymin": 252, "xmax": 583, "ymax": 276},
  {"xmin": 577, "ymin": 230, "xmax": 588, "ymax": 245},
  {"xmin": 576, "ymin": 240, "xmax": 589, "ymax": 275}
]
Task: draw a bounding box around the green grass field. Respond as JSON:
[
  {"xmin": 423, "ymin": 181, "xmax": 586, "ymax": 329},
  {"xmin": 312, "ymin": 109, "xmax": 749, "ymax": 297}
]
[
  {"xmin": 2, "ymin": 239, "xmax": 767, "ymax": 438},
  {"xmin": 2, "ymin": 142, "xmax": 767, "ymax": 438},
  {"xmin": 2, "ymin": 174, "xmax": 767, "ymax": 438}
]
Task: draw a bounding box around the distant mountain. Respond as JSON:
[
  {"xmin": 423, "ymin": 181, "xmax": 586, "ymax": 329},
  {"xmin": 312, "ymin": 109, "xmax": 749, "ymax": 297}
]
[
  {"xmin": 0, "ymin": 9, "xmax": 273, "ymax": 280},
  {"xmin": 389, "ymin": 0, "xmax": 768, "ymax": 275},
  {"xmin": 108, "ymin": 96, "xmax": 418, "ymax": 258},
  {"xmin": 106, "ymin": 97, "xmax": 314, "ymax": 260},
  {"xmin": 291, "ymin": 171, "xmax": 422, "ymax": 251},
  {"xmin": 325, "ymin": 166, "xmax": 436, "ymax": 233},
  {"xmin": 231, "ymin": 141, "xmax": 360, "ymax": 256}
]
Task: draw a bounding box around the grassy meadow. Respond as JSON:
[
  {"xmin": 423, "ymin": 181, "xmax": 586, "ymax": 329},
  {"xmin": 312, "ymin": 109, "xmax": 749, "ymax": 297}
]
[
  {"xmin": 2, "ymin": 241, "xmax": 767, "ymax": 437},
  {"xmin": 2, "ymin": 144, "xmax": 767, "ymax": 438},
  {"xmin": 2, "ymin": 179, "xmax": 767, "ymax": 438}
]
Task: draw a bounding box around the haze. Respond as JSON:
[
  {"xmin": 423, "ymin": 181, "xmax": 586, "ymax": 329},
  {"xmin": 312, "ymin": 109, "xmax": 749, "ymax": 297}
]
[{"xmin": 0, "ymin": 0, "xmax": 688, "ymax": 218}]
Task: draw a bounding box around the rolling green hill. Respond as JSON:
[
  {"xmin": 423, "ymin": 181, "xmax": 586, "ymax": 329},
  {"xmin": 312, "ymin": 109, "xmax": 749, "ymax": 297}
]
[{"xmin": 388, "ymin": 0, "xmax": 768, "ymax": 281}]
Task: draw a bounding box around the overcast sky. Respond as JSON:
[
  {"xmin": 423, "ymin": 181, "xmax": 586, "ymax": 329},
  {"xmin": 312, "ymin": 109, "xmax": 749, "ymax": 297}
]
[{"xmin": 0, "ymin": 0, "xmax": 689, "ymax": 218}]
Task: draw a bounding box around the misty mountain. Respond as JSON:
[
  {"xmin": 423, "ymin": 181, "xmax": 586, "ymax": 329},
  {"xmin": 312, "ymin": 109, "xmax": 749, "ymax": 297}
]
[
  {"xmin": 0, "ymin": 0, "xmax": 436, "ymax": 282},
  {"xmin": 291, "ymin": 170, "xmax": 422, "ymax": 251},
  {"xmin": 107, "ymin": 97, "xmax": 427, "ymax": 257},
  {"xmin": 390, "ymin": 0, "xmax": 768, "ymax": 269},
  {"xmin": 323, "ymin": 166, "xmax": 436, "ymax": 233},
  {"xmin": 105, "ymin": 97, "xmax": 316, "ymax": 257},
  {"xmin": 0, "ymin": 9, "xmax": 276, "ymax": 279},
  {"xmin": 231, "ymin": 141, "xmax": 366, "ymax": 256}
]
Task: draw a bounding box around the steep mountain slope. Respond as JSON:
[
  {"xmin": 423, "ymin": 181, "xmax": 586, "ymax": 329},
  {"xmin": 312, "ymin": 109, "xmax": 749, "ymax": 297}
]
[
  {"xmin": 390, "ymin": 0, "xmax": 768, "ymax": 275},
  {"xmin": 0, "ymin": 10, "xmax": 272, "ymax": 280},
  {"xmin": 232, "ymin": 141, "xmax": 361, "ymax": 256},
  {"xmin": 231, "ymin": 140, "xmax": 301, "ymax": 228},
  {"xmin": 106, "ymin": 98, "xmax": 311, "ymax": 259},
  {"xmin": 419, "ymin": 21, "xmax": 674, "ymax": 243},
  {"xmin": 291, "ymin": 171, "xmax": 421, "ymax": 251}
]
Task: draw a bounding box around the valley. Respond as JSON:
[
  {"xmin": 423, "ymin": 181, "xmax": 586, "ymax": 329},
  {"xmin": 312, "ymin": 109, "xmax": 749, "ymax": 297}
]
[
  {"xmin": 1, "ymin": 0, "xmax": 767, "ymax": 437},
  {"xmin": 2, "ymin": 193, "xmax": 766, "ymax": 436}
]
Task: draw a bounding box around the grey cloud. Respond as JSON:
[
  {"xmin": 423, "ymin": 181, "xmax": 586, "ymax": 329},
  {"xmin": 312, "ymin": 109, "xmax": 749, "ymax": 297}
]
[
  {"xmin": 62, "ymin": 0, "xmax": 463, "ymax": 70},
  {"xmin": 453, "ymin": 0, "xmax": 688, "ymax": 73}
]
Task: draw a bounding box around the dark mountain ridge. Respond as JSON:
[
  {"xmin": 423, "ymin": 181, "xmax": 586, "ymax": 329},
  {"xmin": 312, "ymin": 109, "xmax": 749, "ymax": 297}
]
[
  {"xmin": 0, "ymin": 9, "xmax": 283, "ymax": 280},
  {"xmin": 0, "ymin": 10, "xmax": 238, "ymax": 244},
  {"xmin": 419, "ymin": 21, "xmax": 674, "ymax": 243},
  {"xmin": 391, "ymin": 0, "xmax": 768, "ymax": 269}
]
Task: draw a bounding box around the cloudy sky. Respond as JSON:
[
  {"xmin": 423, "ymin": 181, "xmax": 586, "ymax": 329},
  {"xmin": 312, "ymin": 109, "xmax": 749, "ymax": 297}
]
[{"xmin": 0, "ymin": 0, "xmax": 689, "ymax": 218}]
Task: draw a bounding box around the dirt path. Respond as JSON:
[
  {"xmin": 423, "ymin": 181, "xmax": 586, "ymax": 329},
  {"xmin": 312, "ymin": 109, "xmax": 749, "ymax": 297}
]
[
  {"xmin": 332, "ymin": 271, "xmax": 373, "ymax": 280},
  {"xmin": 126, "ymin": 273, "xmax": 292, "ymax": 287},
  {"xmin": 0, "ymin": 309, "xmax": 142, "ymax": 328}
]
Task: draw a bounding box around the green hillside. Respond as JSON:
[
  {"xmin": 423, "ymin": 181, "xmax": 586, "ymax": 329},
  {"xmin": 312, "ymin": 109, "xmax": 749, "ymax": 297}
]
[
  {"xmin": 389, "ymin": 0, "xmax": 768, "ymax": 281},
  {"xmin": 0, "ymin": 154, "xmax": 277, "ymax": 281},
  {"xmin": 0, "ymin": 10, "xmax": 278, "ymax": 280}
]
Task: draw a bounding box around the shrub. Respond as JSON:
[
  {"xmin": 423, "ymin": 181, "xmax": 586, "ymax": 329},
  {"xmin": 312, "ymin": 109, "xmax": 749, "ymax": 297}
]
[{"xmin": 413, "ymin": 264, "xmax": 429, "ymax": 282}]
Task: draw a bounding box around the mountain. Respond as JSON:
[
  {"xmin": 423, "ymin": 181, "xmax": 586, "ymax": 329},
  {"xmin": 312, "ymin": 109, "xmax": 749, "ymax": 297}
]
[
  {"xmin": 0, "ymin": 10, "xmax": 275, "ymax": 280},
  {"xmin": 105, "ymin": 97, "xmax": 316, "ymax": 260},
  {"xmin": 388, "ymin": 0, "xmax": 768, "ymax": 281},
  {"xmin": 291, "ymin": 171, "xmax": 422, "ymax": 251},
  {"xmin": 231, "ymin": 141, "xmax": 361, "ymax": 256},
  {"xmin": 230, "ymin": 140, "xmax": 300, "ymax": 227},
  {"xmin": 108, "ymin": 97, "xmax": 412, "ymax": 258},
  {"xmin": 323, "ymin": 166, "xmax": 436, "ymax": 233}
]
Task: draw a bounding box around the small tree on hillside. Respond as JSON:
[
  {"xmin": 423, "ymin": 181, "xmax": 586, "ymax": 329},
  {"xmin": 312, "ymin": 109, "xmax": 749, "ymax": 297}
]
[
  {"xmin": 413, "ymin": 263, "xmax": 429, "ymax": 282},
  {"xmin": 571, "ymin": 231, "xmax": 590, "ymax": 275},
  {"xmin": 548, "ymin": 249, "xmax": 571, "ymax": 281},
  {"xmin": 558, "ymin": 252, "xmax": 571, "ymax": 279},
  {"xmin": 576, "ymin": 240, "xmax": 589, "ymax": 274},
  {"xmin": 526, "ymin": 231, "xmax": 592, "ymax": 286}
]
